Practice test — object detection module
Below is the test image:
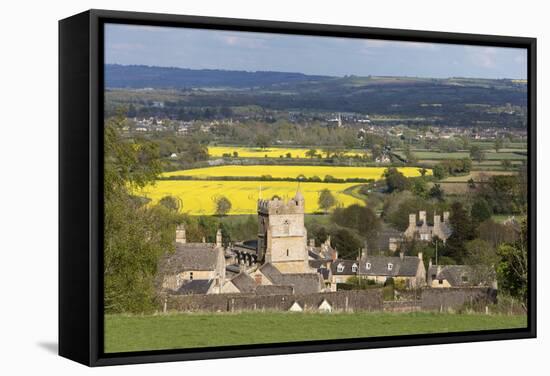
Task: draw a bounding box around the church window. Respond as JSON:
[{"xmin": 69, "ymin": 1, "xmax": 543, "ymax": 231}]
[
  {"xmin": 337, "ymin": 263, "xmax": 345, "ymax": 273},
  {"xmin": 190, "ymin": 272, "xmax": 194, "ymax": 280},
  {"xmin": 286, "ymin": 249, "xmax": 289, "ymax": 257}
]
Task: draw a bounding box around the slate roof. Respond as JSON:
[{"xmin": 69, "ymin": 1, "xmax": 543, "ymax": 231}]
[
  {"xmin": 230, "ymin": 272, "xmax": 257, "ymax": 293},
  {"xmin": 428, "ymin": 265, "xmax": 493, "ymax": 287},
  {"xmin": 269, "ymin": 273, "xmax": 323, "ymax": 294},
  {"xmin": 330, "ymin": 259, "xmax": 360, "ymax": 276},
  {"xmin": 159, "ymin": 243, "xmax": 221, "ymax": 275},
  {"xmin": 175, "ymin": 279, "xmax": 214, "ymax": 295},
  {"xmin": 330, "ymin": 256, "xmax": 421, "ymax": 277},
  {"xmin": 370, "ymin": 226, "xmax": 403, "ymax": 252},
  {"xmin": 255, "ymin": 285, "xmax": 294, "ymax": 295},
  {"xmin": 359, "ymin": 256, "xmax": 421, "ymax": 277},
  {"xmin": 258, "ymin": 263, "xmax": 283, "ymax": 283}
]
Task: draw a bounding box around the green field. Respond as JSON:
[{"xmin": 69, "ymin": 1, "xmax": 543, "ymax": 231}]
[{"xmin": 105, "ymin": 312, "xmax": 527, "ymax": 353}]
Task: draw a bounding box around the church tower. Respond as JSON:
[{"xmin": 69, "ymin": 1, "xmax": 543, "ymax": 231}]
[{"xmin": 257, "ymin": 189, "xmax": 311, "ymax": 273}]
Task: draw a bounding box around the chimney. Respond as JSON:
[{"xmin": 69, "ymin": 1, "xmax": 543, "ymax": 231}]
[
  {"xmin": 434, "ymin": 213, "xmax": 441, "ymax": 232},
  {"xmin": 201, "ymin": 236, "xmax": 206, "ymax": 243},
  {"xmin": 443, "ymin": 211, "xmax": 450, "ymax": 222},
  {"xmin": 309, "ymin": 238, "xmax": 315, "ymax": 248},
  {"xmin": 361, "ymin": 246, "xmax": 368, "ymax": 259},
  {"xmin": 419, "ymin": 211, "xmax": 427, "ymax": 224},
  {"xmin": 332, "ymin": 248, "xmax": 338, "ymax": 261},
  {"xmin": 429, "ymin": 258, "xmax": 433, "ymax": 268},
  {"xmin": 418, "ymin": 252, "xmax": 423, "ymax": 261},
  {"xmin": 176, "ymin": 224, "xmax": 186, "ymax": 244},
  {"xmin": 409, "ymin": 213, "xmax": 416, "ymax": 227},
  {"xmin": 399, "ymin": 251, "xmax": 404, "ymax": 260},
  {"xmin": 216, "ymin": 229, "xmax": 222, "ymax": 248}
]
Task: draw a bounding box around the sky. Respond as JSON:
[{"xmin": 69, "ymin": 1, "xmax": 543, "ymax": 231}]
[{"xmin": 105, "ymin": 23, "xmax": 527, "ymax": 80}]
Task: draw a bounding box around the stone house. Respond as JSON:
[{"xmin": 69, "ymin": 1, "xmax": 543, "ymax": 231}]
[
  {"xmin": 427, "ymin": 263, "xmax": 497, "ymax": 289},
  {"xmin": 404, "ymin": 211, "xmax": 452, "ymax": 242},
  {"xmin": 157, "ymin": 225, "xmax": 226, "ymax": 294},
  {"xmin": 329, "ymin": 253, "xmax": 426, "ymax": 290}
]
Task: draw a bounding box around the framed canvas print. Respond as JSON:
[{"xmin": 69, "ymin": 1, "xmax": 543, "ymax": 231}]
[{"xmin": 59, "ymin": 9, "xmax": 536, "ymax": 366}]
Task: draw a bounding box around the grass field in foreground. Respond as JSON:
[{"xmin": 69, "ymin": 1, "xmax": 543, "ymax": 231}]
[
  {"xmin": 162, "ymin": 165, "xmax": 428, "ymax": 180},
  {"xmin": 138, "ymin": 180, "xmax": 364, "ymax": 215},
  {"xmin": 104, "ymin": 312, "xmax": 527, "ymax": 353}
]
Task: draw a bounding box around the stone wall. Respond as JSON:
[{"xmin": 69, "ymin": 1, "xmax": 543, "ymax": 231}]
[
  {"xmin": 163, "ymin": 287, "xmax": 497, "ymax": 313},
  {"xmin": 165, "ymin": 289, "xmax": 383, "ymax": 313},
  {"xmin": 421, "ymin": 287, "xmax": 497, "ymax": 311}
]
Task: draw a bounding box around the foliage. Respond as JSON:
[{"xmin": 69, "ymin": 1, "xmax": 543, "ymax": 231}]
[
  {"xmin": 444, "ymin": 202, "xmax": 477, "ymax": 263},
  {"xmin": 429, "ymin": 183, "xmax": 445, "ymax": 201},
  {"xmin": 331, "ymin": 204, "xmax": 381, "ymax": 245},
  {"xmin": 215, "ymin": 196, "xmax": 232, "ymax": 216},
  {"xmin": 318, "ymin": 189, "xmax": 337, "ymax": 214},
  {"xmin": 383, "ymin": 167, "xmax": 411, "ymax": 193},
  {"xmin": 496, "ymin": 220, "xmax": 528, "ymax": 306},
  {"xmin": 471, "ymin": 198, "xmax": 492, "ymax": 223},
  {"xmin": 469, "ymin": 145, "xmax": 485, "ymax": 163},
  {"xmin": 330, "ymin": 228, "xmax": 362, "ymax": 259},
  {"xmin": 104, "ymin": 114, "xmax": 182, "ymax": 313}
]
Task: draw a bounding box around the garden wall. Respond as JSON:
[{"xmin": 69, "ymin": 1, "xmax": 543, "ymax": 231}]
[
  {"xmin": 165, "ymin": 289, "xmax": 383, "ymax": 313},
  {"xmin": 421, "ymin": 287, "xmax": 497, "ymax": 311}
]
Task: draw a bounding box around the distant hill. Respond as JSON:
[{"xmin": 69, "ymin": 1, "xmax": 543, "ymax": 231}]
[{"xmin": 105, "ymin": 64, "xmax": 331, "ymax": 89}]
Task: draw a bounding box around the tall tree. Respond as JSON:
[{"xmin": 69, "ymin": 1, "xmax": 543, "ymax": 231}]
[
  {"xmin": 104, "ymin": 113, "xmax": 182, "ymax": 313},
  {"xmin": 445, "ymin": 202, "xmax": 476, "ymax": 263},
  {"xmin": 497, "ymin": 220, "xmax": 528, "ymax": 307},
  {"xmin": 318, "ymin": 189, "xmax": 337, "ymax": 214}
]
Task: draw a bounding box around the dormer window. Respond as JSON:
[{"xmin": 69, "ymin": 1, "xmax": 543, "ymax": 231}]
[
  {"xmin": 387, "ymin": 263, "xmax": 393, "ymax": 271},
  {"xmin": 366, "ymin": 262, "xmax": 372, "ymax": 270},
  {"xmin": 352, "ymin": 263, "xmax": 358, "ymax": 273},
  {"xmin": 337, "ymin": 263, "xmax": 345, "ymax": 273}
]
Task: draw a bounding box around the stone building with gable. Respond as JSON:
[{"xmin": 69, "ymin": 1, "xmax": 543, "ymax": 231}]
[
  {"xmin": 157, "ymin": 225, "xmax": 226, "ymax": 294},
  {"xmin": 404, "ymin": 210, "xmax": 452, "ymax": 242}
]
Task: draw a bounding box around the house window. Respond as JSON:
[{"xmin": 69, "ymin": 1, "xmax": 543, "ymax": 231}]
[
  {"xmin": 352, "ymin": 263, "xmax": 358, "ymax": 273},
  {"xmin": 366, "ymin": 262, "xmax": 372, "ymax": 270},
  {"xmin": 387, "ymin": 263, "xmax": 393, "ymax": 271},
  {"xmin": 190, "ymin": 272, "xmax": 194, "ymax": 280},
  {"xmin": 337, "ymin": 263, "xmax": 345, "ymax": 273},
  {"xmin": 461, "ymin": 275, "xmax": 469, "ymax": 282},
  {"xmin": 431, "ymin": 274, "xmax": 436, "ymax": 280},
  {"xmin": 439, "ymin": 279, "xmax": 443, "ymax": 285}
]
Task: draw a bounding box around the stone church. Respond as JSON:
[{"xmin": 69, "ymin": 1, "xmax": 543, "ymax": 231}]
[{"xmin": 257, "ymin": 190, "xmax": 314, "ymax": 274}]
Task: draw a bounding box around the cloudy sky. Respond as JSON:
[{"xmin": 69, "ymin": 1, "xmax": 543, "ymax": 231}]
[{"xmin": 105, "ymin": 23, "xmax": 527, "ymax": 79}]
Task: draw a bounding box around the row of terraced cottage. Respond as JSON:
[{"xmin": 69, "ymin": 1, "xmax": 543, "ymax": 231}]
[{"xmin": 156, "ymin": 191, "xmax": 498, "ymax": 312}]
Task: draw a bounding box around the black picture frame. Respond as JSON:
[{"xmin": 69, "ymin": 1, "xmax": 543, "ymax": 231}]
[{"xmin": 59, "ymin": 9, "xmax": 537, "ymax": 367}]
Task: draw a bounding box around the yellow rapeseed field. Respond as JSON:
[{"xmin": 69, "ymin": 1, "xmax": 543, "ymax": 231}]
[
  {"xmin": 162, "ymin": 165, "xmax": 429, "ymax": 180},
  {"xmin": 208, "ymin": 146, "xmax": 365, "ymax": 159},
  {"xmin": 138, "ymin": 180, "xmax": 364, "ymax": 215}
]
